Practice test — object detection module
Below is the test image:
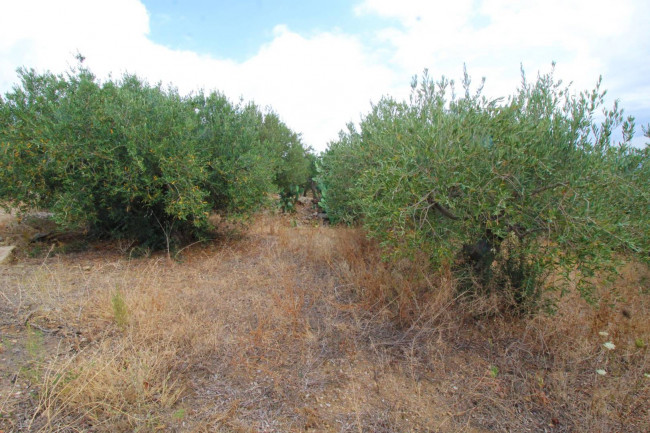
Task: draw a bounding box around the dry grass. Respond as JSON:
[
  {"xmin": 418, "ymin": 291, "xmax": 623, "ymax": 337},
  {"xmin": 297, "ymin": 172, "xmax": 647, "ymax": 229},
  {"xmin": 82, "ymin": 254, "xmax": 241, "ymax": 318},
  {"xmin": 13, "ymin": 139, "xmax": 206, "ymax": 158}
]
[{"xmin": 0, "ymin": 209, "xmax": 648, "ymax": 432}]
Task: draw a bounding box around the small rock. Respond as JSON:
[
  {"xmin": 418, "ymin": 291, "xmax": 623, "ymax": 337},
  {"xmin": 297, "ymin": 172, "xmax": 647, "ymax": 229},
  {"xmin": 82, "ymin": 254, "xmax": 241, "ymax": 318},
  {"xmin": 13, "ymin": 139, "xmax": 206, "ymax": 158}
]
[
  {"xmin": 27, "ymin": 211, "xmax": 55, "ymax": 219},
  {"xmin": 0, "ymin": 245, "xmax": 16, "ymax": 264},
  {"xmin": 82, "ymin": 266, "xmax": 91, "ymax": 271}
]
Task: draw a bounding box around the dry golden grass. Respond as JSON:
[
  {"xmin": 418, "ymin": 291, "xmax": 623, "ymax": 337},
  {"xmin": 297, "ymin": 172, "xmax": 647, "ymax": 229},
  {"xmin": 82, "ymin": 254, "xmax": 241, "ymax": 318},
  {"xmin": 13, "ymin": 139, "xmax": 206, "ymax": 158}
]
[{"xmin": 0, "ymin": 209, "xmax": 648, "ymax": 432}]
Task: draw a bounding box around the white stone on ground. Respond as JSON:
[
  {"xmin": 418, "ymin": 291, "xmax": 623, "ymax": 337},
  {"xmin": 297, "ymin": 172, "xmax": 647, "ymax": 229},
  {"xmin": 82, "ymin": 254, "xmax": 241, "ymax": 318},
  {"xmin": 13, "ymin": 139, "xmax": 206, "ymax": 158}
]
[{"xmin": 0, "ymin": 245, "xmax": 16, "ymax": 264}]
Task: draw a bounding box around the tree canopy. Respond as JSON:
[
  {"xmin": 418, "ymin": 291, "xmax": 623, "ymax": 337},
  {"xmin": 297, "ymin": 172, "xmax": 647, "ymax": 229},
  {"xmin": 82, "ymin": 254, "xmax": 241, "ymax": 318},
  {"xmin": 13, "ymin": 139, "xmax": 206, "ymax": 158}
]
[{"xmin": 318, "ymin": 66, "xmax": 649, "ymax": 311}]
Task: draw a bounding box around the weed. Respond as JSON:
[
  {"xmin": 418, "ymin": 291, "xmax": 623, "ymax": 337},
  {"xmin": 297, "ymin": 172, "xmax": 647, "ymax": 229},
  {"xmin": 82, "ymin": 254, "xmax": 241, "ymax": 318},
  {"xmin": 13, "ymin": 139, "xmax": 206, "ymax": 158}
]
[
  {"xmin": 27, "ymin": 244, "xmax": 44, "ymax": 258},
  {"xmin": 26, "ymin": 324, "xmax": 44, "ymax": 359},
  {"xmin": 0, "ymin": 213, "xmax": 647, "ymax": 432},
  {"xmin": 172, "ymin": 408, "xmax": 186, "ymax": 421},
  {"xmin": 111, "ymin": 290, "xmax": 129, "ymax": 330},
  {"xmin": 128, "ymin": 245, "xmax": 151, "ymax": 258},
  {"xmin": 55, "ymin": 239, "xmax": 89, "ymax": 254},
  {"xmin": 16, "ymin": 324, "xmax": 46, "ymax": 385}
]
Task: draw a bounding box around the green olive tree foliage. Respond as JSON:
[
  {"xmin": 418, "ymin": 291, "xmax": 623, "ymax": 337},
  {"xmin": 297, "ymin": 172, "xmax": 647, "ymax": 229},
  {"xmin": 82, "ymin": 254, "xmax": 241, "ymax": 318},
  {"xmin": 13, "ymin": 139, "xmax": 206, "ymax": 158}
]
[
  {"xmin": 302, "ymin": 152, "xmax": 320, "ymax": 198},
  {"xmin": 260, "ymin": 111, "xmax": 312, "ymax": 211},
  {"xmin": 192, "ymin": 93, "xmax": 275, "ymax": 217},
  {"xmin": 318, "ymin": 125, "xmax": 365, "ymax": 223},
  {"xmin": 319, "ymin": 67, "xmax": 649, "ymax": 311},
  {"xmin": 0, "ymin": 63, "xmax": 308, "ymax": 248}
]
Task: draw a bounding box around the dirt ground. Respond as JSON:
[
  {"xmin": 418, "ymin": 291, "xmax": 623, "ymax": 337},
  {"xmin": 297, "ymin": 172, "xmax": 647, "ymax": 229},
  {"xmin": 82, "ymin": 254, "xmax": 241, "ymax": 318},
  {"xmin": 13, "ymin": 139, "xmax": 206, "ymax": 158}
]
[{"xmin": 0, "ymin": 203, "xmax": 648, "ymax": 432}]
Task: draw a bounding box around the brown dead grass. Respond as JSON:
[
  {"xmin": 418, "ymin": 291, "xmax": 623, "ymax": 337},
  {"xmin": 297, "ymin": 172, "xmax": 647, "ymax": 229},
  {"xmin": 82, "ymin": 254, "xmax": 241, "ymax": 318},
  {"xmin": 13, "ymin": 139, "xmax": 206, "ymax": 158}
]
[{"xmin": 0, "ymin": 209, "xmax": 648, "ymax": 432}]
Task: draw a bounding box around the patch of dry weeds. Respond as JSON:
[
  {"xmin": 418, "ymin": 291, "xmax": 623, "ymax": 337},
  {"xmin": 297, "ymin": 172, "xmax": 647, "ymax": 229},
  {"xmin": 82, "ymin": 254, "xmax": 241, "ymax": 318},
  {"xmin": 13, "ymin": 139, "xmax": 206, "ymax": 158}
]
[{"xmin": 0, "ymin": 210, "xmax": 648, "ymax": 432}]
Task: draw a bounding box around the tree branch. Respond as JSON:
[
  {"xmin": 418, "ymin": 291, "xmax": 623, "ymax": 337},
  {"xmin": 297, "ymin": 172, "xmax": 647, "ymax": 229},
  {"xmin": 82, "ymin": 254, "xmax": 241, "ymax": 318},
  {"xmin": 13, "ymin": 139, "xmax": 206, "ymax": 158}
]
[
  {"xmin": 426, "ymin": 196, "xmax": 461, "ymax": 220},
  {"xmin": 530, "ymin": 182, "xmax": 567, "ymax": 197}
]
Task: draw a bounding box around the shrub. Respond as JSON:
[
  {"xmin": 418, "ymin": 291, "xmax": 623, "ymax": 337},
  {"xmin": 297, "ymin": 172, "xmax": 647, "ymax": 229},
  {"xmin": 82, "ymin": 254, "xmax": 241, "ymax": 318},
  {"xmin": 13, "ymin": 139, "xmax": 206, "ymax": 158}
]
[
  {"xmin": 317, "ymin": 125, "xmax": 366, "ymax": 223},
  {"xmin": 192, "ymin": 93, "xmax": 275, "ymax": 218},
  {"xmin": 260, "ymin": 111, "xmax": 312, "ymax": 211},
  {"xmin": 0, "ymin": 60, "xmax": 308, "ymax": 249},
  {"xmin": 320, "ymin": 66, "xmax": 649, "ymax": 312}
]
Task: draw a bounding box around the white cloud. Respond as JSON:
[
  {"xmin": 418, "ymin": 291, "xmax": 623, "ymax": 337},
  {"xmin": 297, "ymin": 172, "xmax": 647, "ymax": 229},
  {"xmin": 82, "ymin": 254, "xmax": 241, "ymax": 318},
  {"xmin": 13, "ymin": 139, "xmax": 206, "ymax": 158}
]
[
  {"xmin": 0, "ymin": 0, "xmax": 397, "ymax": 152},
  {"xmin": 0, "ymin": 0, "xmax": 150, "ymax": 80},
  {"xmin": 1, "ymin": 0, "xmax": 648, "ymax": 151},
  {"xmin": 356, "ymin": 0, "xmax": 650, "ymax": 135},
  {"xmin": 234, "ymin": 26, "xmax": 397, "ymax": 149}
]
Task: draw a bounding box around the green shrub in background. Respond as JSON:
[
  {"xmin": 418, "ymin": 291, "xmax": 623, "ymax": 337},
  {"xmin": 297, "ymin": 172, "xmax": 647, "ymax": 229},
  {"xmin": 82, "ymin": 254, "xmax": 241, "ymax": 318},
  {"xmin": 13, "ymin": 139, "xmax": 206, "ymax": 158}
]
[
  {"xmin": 317, "ymin": 125, "xmax": 366, "ymax": 223},
  {"xmin": 192, "ymin": 92, "xmax": 275, "ymax": 218},
  {"xmin": 0, "ymin": 58, "xmax": 313, "ymax": 249},
  {"xmin": 279, "ymin": 185, "xmax": 302, "ymax": 213},
  {"xmin": 319, "ymin": 66, "xmax": 649, "ymax": 312},
  {"xmin": 302, "ymin": 152, "xmax": 320, "ymax": 197},
  {"xmin": 260, "ymin": 111, "xmax": 312, "ymax": 211}
]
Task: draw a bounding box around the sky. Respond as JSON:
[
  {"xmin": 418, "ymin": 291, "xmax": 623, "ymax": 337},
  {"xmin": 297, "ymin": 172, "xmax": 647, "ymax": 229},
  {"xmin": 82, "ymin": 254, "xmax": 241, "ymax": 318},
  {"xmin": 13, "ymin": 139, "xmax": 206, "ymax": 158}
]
[{"xmin": 1, "ymin": 0, "xmax": 649, "ymax": 152}]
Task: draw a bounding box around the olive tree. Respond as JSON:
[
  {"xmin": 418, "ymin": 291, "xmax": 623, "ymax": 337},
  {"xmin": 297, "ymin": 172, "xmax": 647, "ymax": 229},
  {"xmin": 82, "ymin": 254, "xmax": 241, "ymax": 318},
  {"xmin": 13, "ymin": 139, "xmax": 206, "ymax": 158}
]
[
  {"xmin": 0, "ymin": 62, "xmax": 290, "ymax": 250},
  {"xmin": 320, "ymin": 66, "xmax": 649, "ymax": 312}
]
